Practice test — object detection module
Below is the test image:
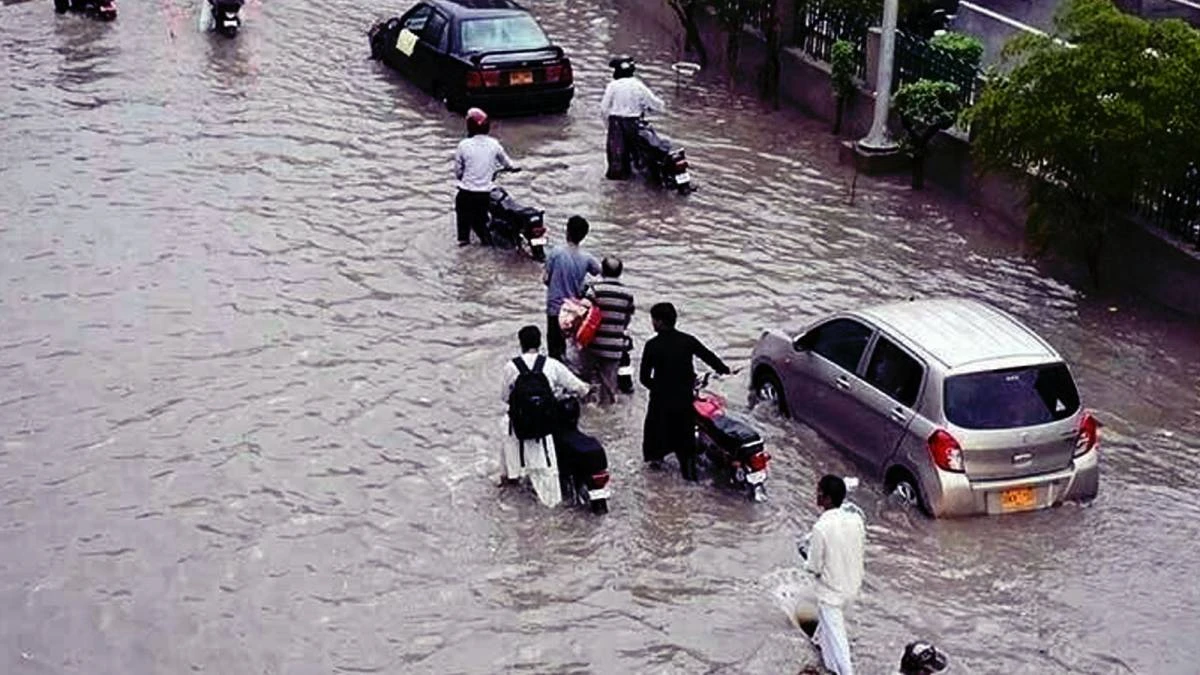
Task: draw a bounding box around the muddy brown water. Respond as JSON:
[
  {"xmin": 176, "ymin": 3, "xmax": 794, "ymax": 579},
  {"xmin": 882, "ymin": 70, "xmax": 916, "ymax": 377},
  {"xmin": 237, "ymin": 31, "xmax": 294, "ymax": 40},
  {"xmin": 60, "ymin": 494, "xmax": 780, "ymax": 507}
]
[{"xmin": 2, "ymin": 1, "xmax": 1200, "ymax": 673}]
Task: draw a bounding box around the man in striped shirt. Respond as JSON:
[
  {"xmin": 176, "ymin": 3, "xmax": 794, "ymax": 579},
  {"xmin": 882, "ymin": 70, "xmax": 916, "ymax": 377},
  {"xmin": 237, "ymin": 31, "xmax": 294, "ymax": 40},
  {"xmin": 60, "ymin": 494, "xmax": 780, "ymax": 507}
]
[{"xmin": 583, "ymin": 257, "xmax": 635, "ymax": 405}]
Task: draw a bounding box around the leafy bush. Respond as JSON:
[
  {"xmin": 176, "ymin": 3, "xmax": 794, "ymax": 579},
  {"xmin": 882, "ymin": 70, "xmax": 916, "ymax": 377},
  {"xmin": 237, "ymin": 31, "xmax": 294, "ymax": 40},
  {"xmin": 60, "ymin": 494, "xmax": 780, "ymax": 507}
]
[
  {"xmin": 967, "ymin": 0, "xmax": 1200, "ymax": 283},
  {"xmin": 892, "ymin": 79, "xmax": 964, "ymax": 188},
  {"xmin": 930, "ymin": 31, "xmax": 984, "ymax": 66}
]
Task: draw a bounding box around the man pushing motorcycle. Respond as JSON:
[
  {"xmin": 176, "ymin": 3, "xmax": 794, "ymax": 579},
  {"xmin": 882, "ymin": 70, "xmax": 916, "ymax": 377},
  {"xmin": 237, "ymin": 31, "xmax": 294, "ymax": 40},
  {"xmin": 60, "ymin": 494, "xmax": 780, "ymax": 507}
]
[{"xmin": 600, "ymin": 56, "xmax": 665, "ymax": 180}]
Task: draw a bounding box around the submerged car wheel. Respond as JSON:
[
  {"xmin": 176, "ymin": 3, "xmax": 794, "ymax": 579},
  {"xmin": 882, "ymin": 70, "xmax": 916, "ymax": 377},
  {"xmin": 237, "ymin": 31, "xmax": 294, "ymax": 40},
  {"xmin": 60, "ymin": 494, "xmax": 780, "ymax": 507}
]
[
  {"xmin": 753, "ymin": 369, "xmax": 788, "ymax": 417},
  {"xmin": 888, "ymin": 469, "xmax": 927, "ymax": 514}
]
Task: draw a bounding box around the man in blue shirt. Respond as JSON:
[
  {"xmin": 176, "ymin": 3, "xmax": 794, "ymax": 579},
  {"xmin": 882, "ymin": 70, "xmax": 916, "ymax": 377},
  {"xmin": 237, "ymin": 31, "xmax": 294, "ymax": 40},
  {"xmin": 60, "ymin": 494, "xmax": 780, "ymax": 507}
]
[{"xmin": 543, "ymin": 216, "xmax": 600, "ymax": 360}]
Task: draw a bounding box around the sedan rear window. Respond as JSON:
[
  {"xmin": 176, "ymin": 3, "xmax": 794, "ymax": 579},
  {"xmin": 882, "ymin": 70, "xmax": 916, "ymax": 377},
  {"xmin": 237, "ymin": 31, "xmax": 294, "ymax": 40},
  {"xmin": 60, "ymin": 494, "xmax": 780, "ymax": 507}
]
[
  {"xmin": 944, "ymin": 363, "xmax": 1080, "ymax": 430},
  {"xmin": 459, "ymin": 16, "xmax": 550, "ymax": 54}
]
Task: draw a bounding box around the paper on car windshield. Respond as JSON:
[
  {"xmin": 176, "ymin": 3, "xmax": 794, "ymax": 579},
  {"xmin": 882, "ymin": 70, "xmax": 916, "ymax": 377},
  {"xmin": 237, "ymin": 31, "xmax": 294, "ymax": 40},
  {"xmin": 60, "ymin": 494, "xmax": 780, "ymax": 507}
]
[{"xmin": 396, "ymin": 29, "xmax": 418, "ymax": 57}]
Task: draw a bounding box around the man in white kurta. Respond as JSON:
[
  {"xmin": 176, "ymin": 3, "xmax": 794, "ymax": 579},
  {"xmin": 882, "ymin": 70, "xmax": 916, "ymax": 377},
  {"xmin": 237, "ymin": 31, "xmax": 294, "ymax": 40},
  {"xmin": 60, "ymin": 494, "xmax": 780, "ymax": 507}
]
[
  {"xmin": 600, "ymin": 57, "xmax": 665, "ymax": 179},
  {"xmin": 803, "ymin": 475, "xmax": 866, "ymax": 675},
  {"xmin": 501, "ymin": 325, "xmax": 590, "ymax": 507}
]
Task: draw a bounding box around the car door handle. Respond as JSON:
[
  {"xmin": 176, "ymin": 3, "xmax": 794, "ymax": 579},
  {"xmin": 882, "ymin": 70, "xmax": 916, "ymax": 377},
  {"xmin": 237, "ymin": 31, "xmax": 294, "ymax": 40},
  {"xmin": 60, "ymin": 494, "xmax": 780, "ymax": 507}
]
[
  {"xmin": 889, "ymin": 407, "xmax": 908, "ymax": 424},
  {"xmin": 835, "ymin": 375, "xmax": 851, "ymax": 390}
]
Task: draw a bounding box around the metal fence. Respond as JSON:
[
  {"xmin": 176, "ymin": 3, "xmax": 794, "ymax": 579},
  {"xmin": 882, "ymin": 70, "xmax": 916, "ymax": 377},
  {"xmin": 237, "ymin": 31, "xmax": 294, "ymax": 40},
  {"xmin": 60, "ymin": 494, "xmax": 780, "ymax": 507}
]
[
  {"xmin": 1134, "ymin": 171, "xmax": 1200, "ymax": 248},
  {"xmin": 893, "ymin": 29, "xmax": 985, "ymax": 109},
  {"xmin": 793, "ymin": 1, "xmax": 871, "ymax": 78}
]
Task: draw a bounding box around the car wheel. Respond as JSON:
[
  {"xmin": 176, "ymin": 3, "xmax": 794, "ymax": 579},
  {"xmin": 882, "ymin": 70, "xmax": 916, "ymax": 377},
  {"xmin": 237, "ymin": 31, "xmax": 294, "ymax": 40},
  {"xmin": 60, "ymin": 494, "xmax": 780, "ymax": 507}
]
[
  {"xmin": 753, "ymin": 368, "xmax": 789, "ymax": 417},
  {"xmin": 887, "ymin": 468, "xmax": 928, "ymax": 514}
]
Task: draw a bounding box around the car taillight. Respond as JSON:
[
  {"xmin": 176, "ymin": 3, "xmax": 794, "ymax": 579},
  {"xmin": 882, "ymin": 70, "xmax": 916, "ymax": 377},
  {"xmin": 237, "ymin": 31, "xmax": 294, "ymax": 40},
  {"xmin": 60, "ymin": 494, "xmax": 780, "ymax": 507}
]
[
  {"xmin": 562, "ymin": 62, "xmax": 573, "ymax": 83},
  {"xmin": 590, "ymin": 472, "xmax": 610, "ymax": 489},
  {"xmin": 544, "ymin": 64, "xmax": 563, "ymax": 83},
  {"xmin": 466, "ymin": 69, "xmax": 500, "ymax": 89},
  {"xmin": 748, "ymin": 452, "xmax": 770, "ymax": 472},
  {"xmin": 928, "ymin": 429, "xmax": 964, "ymax": 472},
  {"xmin": 1076, "ymin": 411, "xmax": 1101, "ymax": 456}
]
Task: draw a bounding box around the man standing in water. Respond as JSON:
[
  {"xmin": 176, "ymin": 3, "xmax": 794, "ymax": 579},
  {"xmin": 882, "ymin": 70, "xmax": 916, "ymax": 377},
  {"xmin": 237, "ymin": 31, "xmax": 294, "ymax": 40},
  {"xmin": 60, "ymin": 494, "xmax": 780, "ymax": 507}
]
[
  {"xmin": 582, "ymin": 256, "xmax": 635, "ymax": 405},
  {"xmin": 543, "ymin": 216, "xmax": 600, "ymax": 361},
  {"xmin": 500, "ymin": 325, "xmax": 590, "ymax": 505},
  {"xmin": 454, "ymin": 107, "xmax": 517, "ymax": 246},
  {"xmin": 799, "ymin": 475, "xmax": 866, "ymax": 675},
  {"xmin": 600, "ymin": 56, "xmax": 665, "ymax": 180},
  {"xmin": 639, "ymin": 302, "xmax": 729, "ymax": 480}
]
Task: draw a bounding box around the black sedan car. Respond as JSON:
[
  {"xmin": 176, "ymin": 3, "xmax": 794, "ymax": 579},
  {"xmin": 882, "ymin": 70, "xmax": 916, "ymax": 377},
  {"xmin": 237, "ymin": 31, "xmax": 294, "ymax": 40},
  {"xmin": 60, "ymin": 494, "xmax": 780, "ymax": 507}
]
[{"xmin": 368, "ymin": 0, "xmax": 574, "ymax": 115}]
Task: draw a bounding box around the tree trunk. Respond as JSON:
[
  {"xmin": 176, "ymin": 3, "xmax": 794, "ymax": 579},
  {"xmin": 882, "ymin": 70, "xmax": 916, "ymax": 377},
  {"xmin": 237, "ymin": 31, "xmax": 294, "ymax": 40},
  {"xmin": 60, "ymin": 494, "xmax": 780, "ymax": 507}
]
[
  {"xmin": 760, "ymin": 2, "xmax": 782, "ymax": 109},
  {"xmin": 668, "ymin": 1, "xmax": 709, "ymax": 67},
  {"xmin": 833, "ymin": 97, "xmax": 845, "ymax": 135},
  {"xmin": 726, "ymin": 27, "xmax": 741, "ymax": 76},
  {"xmin": 911, "ymin": 149, "xmax": 926, "ymax": 189}
]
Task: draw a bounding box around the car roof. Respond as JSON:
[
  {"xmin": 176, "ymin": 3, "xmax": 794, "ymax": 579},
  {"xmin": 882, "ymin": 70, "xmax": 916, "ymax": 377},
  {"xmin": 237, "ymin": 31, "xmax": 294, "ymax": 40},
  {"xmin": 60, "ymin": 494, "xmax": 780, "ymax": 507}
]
[
  {"xmin": 426, "ymin": 0, "xmax": 529, "ymax": 19},
  {"xmin": 852, "ymin": 298, "xmax": 1060, "ymax": 371}
]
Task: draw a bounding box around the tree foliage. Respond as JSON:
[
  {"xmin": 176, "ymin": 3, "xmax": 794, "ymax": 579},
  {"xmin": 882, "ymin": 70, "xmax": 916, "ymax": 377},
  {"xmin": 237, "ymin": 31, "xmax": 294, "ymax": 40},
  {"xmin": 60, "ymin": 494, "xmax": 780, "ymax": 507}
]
[
  {"xmin": 929, "ymin": 30, "xmax": 984, "ymax": 66},
  {"xmin": 967, "ymin": 0, "xmax": 1200, "ymax": 281},
  {"xmin": 830, "ymin": 40, "xmax": 858, "ymax": 133},
  {"xmin": 893, "ymin": 79, "xmax": 964, "ymax": 188}
]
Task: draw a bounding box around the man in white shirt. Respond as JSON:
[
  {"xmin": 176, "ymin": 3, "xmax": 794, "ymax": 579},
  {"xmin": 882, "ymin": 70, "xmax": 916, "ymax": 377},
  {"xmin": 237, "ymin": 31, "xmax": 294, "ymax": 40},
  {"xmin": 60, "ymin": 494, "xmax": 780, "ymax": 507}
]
[
  {"xmin": 600, "ymin": 57, "xmax": 665, "ymax": 180},
  {"xmin": 454, "ymin": 107, "xmax": 517, "ymax": 246},
  {"xmin": 800, "ymin": 475, "xmax": 866, "ymax": 675},
  {"xmin": 500, "ymin": 325, "xmax": 590, "ymax": 507}
]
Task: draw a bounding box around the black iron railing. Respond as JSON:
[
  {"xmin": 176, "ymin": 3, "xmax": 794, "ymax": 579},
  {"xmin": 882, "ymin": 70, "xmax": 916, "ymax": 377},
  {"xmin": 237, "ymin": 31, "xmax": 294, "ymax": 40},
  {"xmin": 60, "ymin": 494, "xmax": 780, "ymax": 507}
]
[
  {"xmin": 1134, "ymin": 169, "xmax": 1200, "ymax": 248},
  {"xmin": 893, "ymin": 29, "xmax": 984, "ymax": 109},
  {"xmin": 793, "ymin": 1, "xmax": 871, "ymax": 78}
]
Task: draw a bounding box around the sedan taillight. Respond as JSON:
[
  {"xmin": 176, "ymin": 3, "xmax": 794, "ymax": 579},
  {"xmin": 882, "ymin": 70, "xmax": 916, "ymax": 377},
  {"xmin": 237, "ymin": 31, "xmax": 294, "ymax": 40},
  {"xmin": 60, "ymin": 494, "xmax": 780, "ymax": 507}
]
[{"xmin": 466, "ymin": 69, "xmax": 500, "ymax": 89}]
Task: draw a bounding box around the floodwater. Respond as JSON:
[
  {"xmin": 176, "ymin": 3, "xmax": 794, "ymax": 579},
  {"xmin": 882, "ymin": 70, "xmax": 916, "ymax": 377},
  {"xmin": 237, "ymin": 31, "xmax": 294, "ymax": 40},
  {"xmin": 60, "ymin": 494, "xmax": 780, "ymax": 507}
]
[{"xmin": 2, "ymin": 0, "xmax": 1199, "ymax": 673}]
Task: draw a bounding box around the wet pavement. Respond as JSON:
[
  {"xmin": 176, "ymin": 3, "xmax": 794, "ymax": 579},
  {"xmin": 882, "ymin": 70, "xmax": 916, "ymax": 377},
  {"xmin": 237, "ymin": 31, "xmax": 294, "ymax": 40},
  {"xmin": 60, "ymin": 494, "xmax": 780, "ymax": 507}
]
[{"xmin": 2, "ymin": 0, "xmax": 1200, "ymax": 672}]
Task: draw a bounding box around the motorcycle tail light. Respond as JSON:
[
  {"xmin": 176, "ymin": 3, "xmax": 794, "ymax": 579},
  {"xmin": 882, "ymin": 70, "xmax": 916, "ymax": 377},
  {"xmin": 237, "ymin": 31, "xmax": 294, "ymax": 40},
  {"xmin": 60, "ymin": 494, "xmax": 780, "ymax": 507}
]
[
  {"xmin": 748, "ymin": 452, "xmax": 770, "ymax": 472},
  {"xmin": 590, "ymin": 472, "xmax": 610, "ymax": 489}
]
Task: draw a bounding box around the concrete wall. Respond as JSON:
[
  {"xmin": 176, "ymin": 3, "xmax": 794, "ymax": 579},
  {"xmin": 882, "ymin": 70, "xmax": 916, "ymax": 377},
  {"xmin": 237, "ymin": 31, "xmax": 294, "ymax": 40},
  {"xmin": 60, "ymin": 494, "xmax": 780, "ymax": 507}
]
[{"xmin": 950, "ymin": 1, "xmax": 1049, "ymax": 66}]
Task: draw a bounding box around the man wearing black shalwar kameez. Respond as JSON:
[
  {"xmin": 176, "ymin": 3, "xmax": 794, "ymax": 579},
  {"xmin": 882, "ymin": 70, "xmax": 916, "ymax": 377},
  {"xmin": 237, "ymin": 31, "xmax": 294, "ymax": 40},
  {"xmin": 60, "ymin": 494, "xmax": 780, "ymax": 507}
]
[{"xmin": 640, "ymin": 302, "xmax": 730, "ymax": 480}]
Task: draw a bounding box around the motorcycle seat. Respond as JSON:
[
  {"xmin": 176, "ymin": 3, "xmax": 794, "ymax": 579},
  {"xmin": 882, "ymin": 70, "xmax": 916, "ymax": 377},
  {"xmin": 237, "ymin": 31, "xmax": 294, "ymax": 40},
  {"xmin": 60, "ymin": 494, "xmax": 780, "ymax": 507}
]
[
  {"xmin": 554, "ymin": 429, "xmax": 607, "ymax": 476},
  {"xmin": 699, "ymin": 413, "xmax": 763, "ymax": 452},
  {"xmin": 637, "ymin": 126, "xmax": 673, "ymax": 154}
]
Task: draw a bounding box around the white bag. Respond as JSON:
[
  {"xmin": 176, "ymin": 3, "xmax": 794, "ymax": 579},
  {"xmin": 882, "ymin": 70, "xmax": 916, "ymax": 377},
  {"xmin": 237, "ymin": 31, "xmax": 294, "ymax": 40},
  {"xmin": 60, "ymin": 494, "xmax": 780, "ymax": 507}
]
[{"xmin": 762, "ymin": 567, "xmax": 820, "ymax": 628}]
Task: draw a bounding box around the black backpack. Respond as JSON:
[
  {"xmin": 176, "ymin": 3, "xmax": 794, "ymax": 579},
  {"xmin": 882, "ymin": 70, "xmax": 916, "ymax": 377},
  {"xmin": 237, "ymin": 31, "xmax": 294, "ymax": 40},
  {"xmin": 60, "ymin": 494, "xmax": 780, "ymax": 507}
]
[{"xmin": 508, "ymin": 356, "xmax": 557, "ymax": 440}]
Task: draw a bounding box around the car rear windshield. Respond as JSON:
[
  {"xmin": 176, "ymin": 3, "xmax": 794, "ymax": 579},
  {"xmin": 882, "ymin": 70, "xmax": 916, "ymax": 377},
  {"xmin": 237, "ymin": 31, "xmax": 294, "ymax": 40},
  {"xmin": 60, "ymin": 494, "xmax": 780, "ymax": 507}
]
[
  {"xmin": 944, "ymin": 363, "xmax": 1080, "ymax": 430},
  {"xmin": 459, "ymin": 16, "xmax": 550, "ymax": 54}
]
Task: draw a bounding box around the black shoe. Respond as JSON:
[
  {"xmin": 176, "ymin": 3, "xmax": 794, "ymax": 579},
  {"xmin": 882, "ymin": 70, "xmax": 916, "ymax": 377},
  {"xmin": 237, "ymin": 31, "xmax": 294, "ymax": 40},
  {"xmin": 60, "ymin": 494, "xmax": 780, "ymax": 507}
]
[{"xmin": 458, "ymin": 240, "xmax": 470, "ymax": 247}]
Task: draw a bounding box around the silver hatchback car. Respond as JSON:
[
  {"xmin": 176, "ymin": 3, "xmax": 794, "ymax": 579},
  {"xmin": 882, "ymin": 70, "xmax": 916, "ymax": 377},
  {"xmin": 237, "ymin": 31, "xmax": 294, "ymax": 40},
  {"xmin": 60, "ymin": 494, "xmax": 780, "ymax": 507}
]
[{"xmin": 750, "ymin": 298, "xmax": 1100, "ymax": 517}]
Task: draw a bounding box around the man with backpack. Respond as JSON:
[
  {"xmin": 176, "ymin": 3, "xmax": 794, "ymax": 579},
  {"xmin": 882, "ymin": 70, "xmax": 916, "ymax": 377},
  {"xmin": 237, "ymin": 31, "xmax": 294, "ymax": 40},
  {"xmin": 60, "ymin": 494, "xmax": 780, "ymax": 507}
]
[{"xmin": 501, "ymin": 325, "xmax": 590, "ymax": 507}]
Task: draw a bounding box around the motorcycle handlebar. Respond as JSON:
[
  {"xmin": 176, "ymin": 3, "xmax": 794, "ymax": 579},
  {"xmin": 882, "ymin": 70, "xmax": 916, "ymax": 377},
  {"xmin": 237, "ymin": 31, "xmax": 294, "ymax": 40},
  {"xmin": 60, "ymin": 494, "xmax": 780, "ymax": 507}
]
[
  {"xmin": 696, "ymin": 366, "xmax": 743, "ymax": 390},
  {"xmin": 491, "ymin": 167, "xmax": 522, "ymax": 181}
]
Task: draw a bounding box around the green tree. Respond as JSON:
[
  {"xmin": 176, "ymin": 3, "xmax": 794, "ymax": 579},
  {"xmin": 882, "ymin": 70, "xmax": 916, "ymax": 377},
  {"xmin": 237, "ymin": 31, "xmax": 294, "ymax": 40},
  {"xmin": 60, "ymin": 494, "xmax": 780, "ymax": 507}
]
[
  {"xmin": 967, "ymin": 0, "xmax": 1200, "ymax": 283},
  {"xmin": 893, "ymin": 80, "xmax": 963, "ymax": 189},
  {"xmin": 929, "ymin": 31, "xmax": 984, "ymax": 67},
  {"xmin": 830, "ymin": 40, "xmax": 857, "ymax": 134}
]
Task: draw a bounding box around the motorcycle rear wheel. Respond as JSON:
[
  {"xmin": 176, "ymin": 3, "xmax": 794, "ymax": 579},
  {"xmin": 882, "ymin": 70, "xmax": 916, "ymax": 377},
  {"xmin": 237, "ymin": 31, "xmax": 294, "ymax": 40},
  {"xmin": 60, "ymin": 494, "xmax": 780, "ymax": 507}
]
[
  {"xmin": 530, "ymin": 244, "xmax": 545, "ymax": 262},
  {"xmin": 590, "ymin": 498, "xmax": 609, "ymax": 515},
  {"xmin": 750, "ymin": 483, "xmax": 768, "ymax": 503}
]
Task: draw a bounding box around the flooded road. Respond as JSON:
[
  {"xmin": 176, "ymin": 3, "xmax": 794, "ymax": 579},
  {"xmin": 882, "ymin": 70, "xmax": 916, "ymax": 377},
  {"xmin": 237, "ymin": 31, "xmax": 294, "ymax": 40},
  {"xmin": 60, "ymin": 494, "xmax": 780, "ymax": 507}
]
[{"xmin": 3, "ymin": 0, "xmax": 1200, "ymax": 672}]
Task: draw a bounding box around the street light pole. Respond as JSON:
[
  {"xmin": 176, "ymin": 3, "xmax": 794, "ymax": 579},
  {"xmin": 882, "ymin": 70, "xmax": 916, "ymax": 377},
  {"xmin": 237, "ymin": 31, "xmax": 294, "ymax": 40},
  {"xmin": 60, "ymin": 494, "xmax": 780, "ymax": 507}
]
[{"xmin": 858, "ymin": 0, "xmax": 900, "ymax": 152}]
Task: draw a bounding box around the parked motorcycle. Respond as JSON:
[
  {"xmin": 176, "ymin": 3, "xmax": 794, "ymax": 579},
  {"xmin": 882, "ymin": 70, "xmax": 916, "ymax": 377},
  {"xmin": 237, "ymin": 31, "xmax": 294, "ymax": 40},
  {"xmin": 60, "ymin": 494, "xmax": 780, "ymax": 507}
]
[
  {"xmin": 553, "ymin": 398, "xmax": 611, "ymax": 514},
  {"xmin": 207, "ymin": 0, "xmax": 244, "ymax": 37},
  {"xmin": 633, "ymin": 118, "xmax": 694, "ymax": 195},
  {"xmin": 486, "ymin": 168, "xmax": 547, "ymax": 262},
  {"xmin": 692, "ymin": 371, "xmax": 771, "ymax": 502},
  {"xmin": 54, "ymin": 0, "xmax": 117, "ymax": 21}
]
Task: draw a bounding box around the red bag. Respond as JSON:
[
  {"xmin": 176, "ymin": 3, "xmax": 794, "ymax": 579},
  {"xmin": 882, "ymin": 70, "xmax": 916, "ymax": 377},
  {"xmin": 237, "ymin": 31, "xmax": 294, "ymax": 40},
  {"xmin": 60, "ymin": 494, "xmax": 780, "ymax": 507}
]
[{"xmin": 575, "ymin": 301, "xmax": 603, "ymax": 347}]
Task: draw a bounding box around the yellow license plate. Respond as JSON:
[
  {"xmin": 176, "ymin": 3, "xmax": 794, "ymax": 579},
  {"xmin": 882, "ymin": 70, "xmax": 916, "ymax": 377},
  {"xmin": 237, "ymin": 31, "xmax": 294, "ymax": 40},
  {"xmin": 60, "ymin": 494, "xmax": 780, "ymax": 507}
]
[
  {"xmin": 510, "ymin": 70, "xmax": 533, "ymax": 85},
  {"xmin": 1000, "ymin": 486, "xmax": 1037, "ymax": 512}
]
